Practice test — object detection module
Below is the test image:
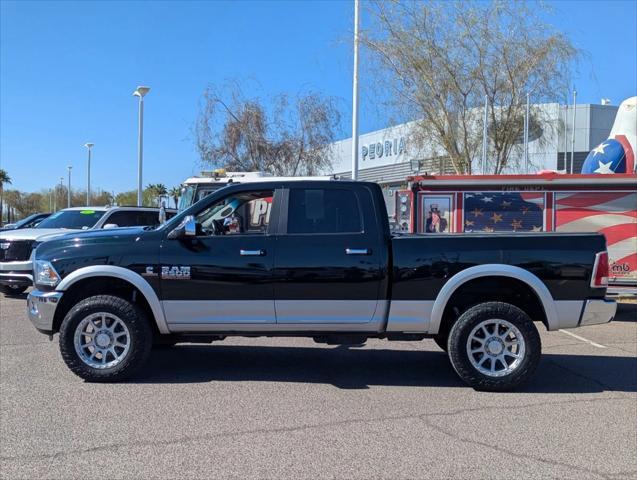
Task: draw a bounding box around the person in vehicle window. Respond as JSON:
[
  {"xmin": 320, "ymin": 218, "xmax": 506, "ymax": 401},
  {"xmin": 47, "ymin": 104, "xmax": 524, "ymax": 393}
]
[{"xmin": 223, "ymin": 213, "xmax": 242, "ymax": 234}]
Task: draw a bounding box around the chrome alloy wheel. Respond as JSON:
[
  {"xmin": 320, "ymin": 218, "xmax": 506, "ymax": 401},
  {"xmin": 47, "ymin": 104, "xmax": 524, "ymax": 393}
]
[
  {"xmin": 466, "ymin": 318, "xmax": 526, "ymax": 377},
  {"xmin": 74, "ymin": 312, "xmax": 131, "ymax": 369}
]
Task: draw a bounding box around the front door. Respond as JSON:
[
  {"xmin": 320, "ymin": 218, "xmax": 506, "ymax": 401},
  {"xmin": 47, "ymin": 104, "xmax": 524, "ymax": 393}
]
[
  {"xmin": 274, "ymin": 185, "xmax": 384, "ymax": 324},
  {"xmin": 160, "ymin": 189, "xmax": 277, "ymax": 328}
]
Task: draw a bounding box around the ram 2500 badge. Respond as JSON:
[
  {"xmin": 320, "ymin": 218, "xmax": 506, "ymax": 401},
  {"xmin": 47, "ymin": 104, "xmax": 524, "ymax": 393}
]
[{"xmin": 26, "ymin": 181, "xmax": 616, "ymax": 391}]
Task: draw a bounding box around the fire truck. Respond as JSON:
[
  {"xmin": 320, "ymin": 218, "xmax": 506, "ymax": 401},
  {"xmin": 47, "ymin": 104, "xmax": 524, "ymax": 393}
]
[
  {"xmin": 178, "ymin": 170, "xmax": 334, "ymax": 211},
  {"xmin": 394, "ymin": 172, "xmax": 637, "ymax": 295}
]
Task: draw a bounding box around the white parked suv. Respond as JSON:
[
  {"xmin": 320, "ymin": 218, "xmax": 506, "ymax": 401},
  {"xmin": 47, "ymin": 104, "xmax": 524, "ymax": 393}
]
[{"xmin": 0, "ymin": 206, "xmax": 173, "ymax": 295}]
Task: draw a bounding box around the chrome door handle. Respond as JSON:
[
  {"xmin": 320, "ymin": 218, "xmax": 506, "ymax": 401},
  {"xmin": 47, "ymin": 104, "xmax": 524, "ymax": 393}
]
[
  {"xmin": 240, "ymin": 249, "xmax": 266, "ymax": 256},
  {"xmin": 345, "ymin": 248, "xmax": 371, "ymax": 255}
]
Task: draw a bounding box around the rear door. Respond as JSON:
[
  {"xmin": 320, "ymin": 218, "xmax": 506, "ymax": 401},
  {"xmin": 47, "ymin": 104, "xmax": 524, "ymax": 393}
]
[{"xmin": 274, "ymin": 184, "xmax": 384, "ymax": 324}]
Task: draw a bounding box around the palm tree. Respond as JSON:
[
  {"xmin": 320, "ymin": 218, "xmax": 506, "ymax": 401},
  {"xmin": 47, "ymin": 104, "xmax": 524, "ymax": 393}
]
[
  {"xmin": 145, "ymin": 183, "xmax": 168, "ymax": 207},
  {"xmin": 0, "ymin": 169, "xmax": 11, "ymax": 226},
  {"xmin": 169, "ymin": 186, "xmax": 181, "ymax": 209}
]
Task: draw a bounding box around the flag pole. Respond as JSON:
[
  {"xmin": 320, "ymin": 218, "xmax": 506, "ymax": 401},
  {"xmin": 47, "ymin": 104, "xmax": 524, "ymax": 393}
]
[
  {"xmin": 481, "ymin": 95, "xmax": 488, "ymax": 174},
  {"xmin": 351, "ymin": 0, "xmax": 360, "ymax": 181},
  {"xmin": 524, "ymin": 92, "xmax": 530, "ymax": 173}
]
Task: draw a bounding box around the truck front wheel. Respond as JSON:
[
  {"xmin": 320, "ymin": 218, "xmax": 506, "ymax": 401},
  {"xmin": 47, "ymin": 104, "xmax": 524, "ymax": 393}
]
[
  {"xmin": 447, "ymin": 302, "xmax": 541, "ymax": 392},
  {"xmin": 59, "ymin": 295, "xmax": 152, "ymax": 382}
]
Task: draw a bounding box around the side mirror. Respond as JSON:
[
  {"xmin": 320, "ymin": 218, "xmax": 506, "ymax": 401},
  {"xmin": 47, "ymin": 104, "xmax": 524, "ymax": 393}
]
[
  {"xmin": 103, "ymin": 223, "xmax": 119, "ymax": 229},
  {"xmin": 167, "ymin": 215, "xmax": 197, "ymax": 240}
]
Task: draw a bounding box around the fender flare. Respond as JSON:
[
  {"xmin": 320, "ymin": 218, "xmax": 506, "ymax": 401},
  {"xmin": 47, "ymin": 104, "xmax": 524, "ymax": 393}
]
[
  {"xmin": 429, "ymin": 264, "xmax": 558, "ymax": 334},
  {"xmin": 56, "ymin": 265, "xmax": 169, "ymax": 334}
]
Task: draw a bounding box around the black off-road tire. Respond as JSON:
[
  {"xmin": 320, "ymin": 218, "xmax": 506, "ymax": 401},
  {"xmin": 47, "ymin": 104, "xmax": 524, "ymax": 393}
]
[
  {"xmin": 0, "ymin": 284, "xmax": 28, "ymax": 296},
  {"xmin": 433, "ymin": 334, "xmax": 448, "ymax": 352},
  {"xmin": 447, "ymin": 302, "xmax": 541, "ymax": 392},
  {"xmin": 59, "ymin": 295, "xmax": 152, "ymax": 382}
]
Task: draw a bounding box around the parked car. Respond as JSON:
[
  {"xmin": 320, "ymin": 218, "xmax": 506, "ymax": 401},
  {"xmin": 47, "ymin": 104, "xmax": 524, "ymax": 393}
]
[
  {"xmin": 26, "ymin": 181, "xmax": 615, "ymax": 390},
  {"xmin": 0, "ymin": 212, "xmax": 51, "ymax": 231},
  {"xmin": 0, "ymin": 206, "xmax": 175, "ymax": 295}
]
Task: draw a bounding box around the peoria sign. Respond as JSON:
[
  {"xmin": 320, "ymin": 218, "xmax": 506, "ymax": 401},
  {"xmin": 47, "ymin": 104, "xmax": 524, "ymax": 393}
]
[{"xmin": 361, "ymin": 137, "xmax": 406, "ymax": 161}]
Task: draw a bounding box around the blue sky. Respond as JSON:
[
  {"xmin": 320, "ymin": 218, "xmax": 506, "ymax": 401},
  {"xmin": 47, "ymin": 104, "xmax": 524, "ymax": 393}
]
[{"xmin": 1, "ymin": 0, "xmax": 636, "ymax": 194}]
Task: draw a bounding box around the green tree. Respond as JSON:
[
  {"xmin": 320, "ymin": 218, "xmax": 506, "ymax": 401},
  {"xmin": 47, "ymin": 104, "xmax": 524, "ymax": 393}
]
[
  {"xmin": 115, "ymin": 190, "xmax": 138, "ymax": 207},
  {"xmin": 145, "ymin": 183, "xmax": 168, "ymax": 207},
  {"xmin": 0, "ymin": 169, "xmax": 12, "ymax": 226},
  {"xmin": 169, "ymin": 186, "xmax": 181, "ymax": 209}
]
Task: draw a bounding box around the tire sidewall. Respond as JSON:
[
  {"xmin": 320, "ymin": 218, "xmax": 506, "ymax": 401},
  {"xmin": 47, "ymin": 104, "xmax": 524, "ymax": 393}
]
[
  {"xmin": 448, "ymin": 302, "xmax": 541, "ymax": 391},
  {"xmin": 59, "ymin": 295, "xmax": 152, "ymax": 382}
]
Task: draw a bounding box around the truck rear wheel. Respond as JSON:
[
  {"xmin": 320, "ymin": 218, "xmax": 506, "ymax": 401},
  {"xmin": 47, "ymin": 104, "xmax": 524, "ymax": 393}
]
[
  {"xmin": 447, "ymin": 302, "xmax": 541, "ymax": 392},
  {"xmin": 59, "ymin": 295, "xmax": 152, "ymax": 382}
]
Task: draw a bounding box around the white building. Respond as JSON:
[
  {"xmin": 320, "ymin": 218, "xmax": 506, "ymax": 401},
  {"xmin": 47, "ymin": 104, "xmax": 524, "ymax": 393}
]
[{"xmin": 327, "ymin": 102, "xmax": 619, "ymax": 206}]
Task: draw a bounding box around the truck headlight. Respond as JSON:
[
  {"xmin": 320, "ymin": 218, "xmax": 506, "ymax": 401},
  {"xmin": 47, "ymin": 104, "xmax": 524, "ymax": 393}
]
[{"xmin": 34, "ymin": 260, "xmax": 61, "ymax": 287}]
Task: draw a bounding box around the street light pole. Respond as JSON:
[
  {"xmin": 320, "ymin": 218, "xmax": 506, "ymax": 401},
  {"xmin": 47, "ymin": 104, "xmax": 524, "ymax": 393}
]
[
  {"xmin": 67, "ymin": 166, "xmax": 72, "ymax": 208},
  {"xmin": 350, "ymin": 0, "xmax": 360, "ymax": 181},
  {"xmin": 58, "ymin": 177, "xmax": 64, "ymax": 211},
  {"xmin": 133, "ymin": 86, "xmax": 150, "ymax": 206},
  {"xmin": 481, "ymin": 95, "xmax": 488, "ymax": 174},
  {"xmin": 570, "ymin": 89, "xmax": 577, "ymax": 174},
  {"xmin": 84, "ymin": 143, "xmax": 94, "ymax": 205}
]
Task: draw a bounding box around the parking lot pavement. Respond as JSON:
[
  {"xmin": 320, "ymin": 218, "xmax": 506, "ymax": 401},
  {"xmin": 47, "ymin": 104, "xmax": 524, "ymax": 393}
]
[{"xmin": 1, "ymin": 294, "xmax": 636, "ymax": 480}]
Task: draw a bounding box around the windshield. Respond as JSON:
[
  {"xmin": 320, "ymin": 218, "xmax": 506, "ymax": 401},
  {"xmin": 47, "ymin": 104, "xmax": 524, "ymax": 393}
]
[
  {"xmin": 177, "ymin": 186, "xmax": 195, "ymax": 212},
  {"xmin": 14, "ymin": 213, "xmax": 46, "ymax": 228},
  {"xmin": 177, "ymin": 184, "xmax": 230, "ymax": 212},
  {"xmin": 36, "ymin": 210, "xmax": 105, "ymax": 229}
]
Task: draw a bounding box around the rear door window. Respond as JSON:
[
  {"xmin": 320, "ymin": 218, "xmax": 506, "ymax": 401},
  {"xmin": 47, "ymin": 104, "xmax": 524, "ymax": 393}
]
[
  {"xmin": 287, "ymin": 188, "xmax": 363, "ymax": 234},
  {"xmin": 105, "ymin": 210, "xmax": 160, "ymax": 227}
]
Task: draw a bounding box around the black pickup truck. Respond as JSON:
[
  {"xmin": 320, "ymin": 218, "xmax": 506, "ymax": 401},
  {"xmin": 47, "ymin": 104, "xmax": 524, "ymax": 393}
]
[{"xmin": 26, "ymin": 181, "xmax": 616, "ymax": 390}]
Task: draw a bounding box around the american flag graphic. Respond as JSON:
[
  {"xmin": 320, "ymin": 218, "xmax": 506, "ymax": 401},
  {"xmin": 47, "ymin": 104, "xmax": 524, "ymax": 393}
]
[
  {"xmin": 463, "ymin": 192, "xmax": 544, "ymax": 233},
  {"xmin": 555, "ymin": 192, "xmax": 637, "ymax": 283}
]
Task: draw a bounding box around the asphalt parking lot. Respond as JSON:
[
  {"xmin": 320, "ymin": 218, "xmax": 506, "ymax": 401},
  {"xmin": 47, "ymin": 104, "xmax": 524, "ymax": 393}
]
[{"xmin": 1, "ymin": 293, "xmax": 636, "ymax": 479}]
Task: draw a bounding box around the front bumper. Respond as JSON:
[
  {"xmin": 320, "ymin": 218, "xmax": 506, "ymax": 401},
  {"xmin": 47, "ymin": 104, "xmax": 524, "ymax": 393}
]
[
  {"xmin": 27, "ymin": 290, "xmax": 63, "ymax": 334},
  {"xmin": 579, "ymin": 298, "xmax": 617, "ymax": 327},
  {"xmin": 0, "ymin": 261, "xmax": 33, "ymax": 287}
]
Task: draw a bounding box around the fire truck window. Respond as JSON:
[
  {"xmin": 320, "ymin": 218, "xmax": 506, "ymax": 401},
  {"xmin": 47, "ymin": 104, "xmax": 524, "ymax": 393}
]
[
  {"xmin": 195, "ymin": 191, "xmax": 273, "ymax": 236},
  {"xmin": 288, "ymin": 188, "xmax": 363, "ymax": 234},
  {"xmin": 463, "ymin": 192, "xmax": 544, "ymax": 233}
]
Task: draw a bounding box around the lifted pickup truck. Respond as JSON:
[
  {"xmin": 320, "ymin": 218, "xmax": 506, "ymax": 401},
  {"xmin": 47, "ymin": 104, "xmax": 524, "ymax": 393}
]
[{"xmin": 27, "ymin": 181, "xmax": 616, "ymax": 390}]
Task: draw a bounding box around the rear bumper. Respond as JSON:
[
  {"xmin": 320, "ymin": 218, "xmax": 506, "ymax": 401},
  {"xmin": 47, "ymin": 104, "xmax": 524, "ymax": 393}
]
[
  {"xmin": 579, "ymin": 298, "xmax": 616, "ymax": 327},
  {"xmin": 27, "ymin": 290, "xmax": 63, "ymax": 334}
]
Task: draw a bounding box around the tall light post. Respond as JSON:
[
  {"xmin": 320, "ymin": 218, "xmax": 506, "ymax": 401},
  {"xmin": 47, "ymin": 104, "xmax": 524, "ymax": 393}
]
[
  {"xmin": 67, "ymin": 166, "xmax": 72, "ymax": 208},
  {"xmin": 84, "ymin": 143, "xmax": 94, "ymax": 205},
  {"xmin": 350, "ymin": 0, "xmax": 360, "ymax": 180},
  {"xmin": 58, "ymin": 177, "xmax": 64, "ymax": 211},
  {"xmin": 133, "ymin": 86, "xmax": 150, "ymax": 206},
  {"xmin": 570, "ymin": 89, "xmax": 577, "ymax": 174}
]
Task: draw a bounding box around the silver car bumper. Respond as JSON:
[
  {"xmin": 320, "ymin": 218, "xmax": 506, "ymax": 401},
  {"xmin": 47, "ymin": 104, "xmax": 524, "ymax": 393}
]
[
  {"xmin": 580, "ymin": 298, "xmax": 617, "ymax": 327},
  {"xmin": 27, "ymin": 290, "xmax": 63, "ymax": 333},
  {"xmin": 0, "ymin": 260, "xmax": 33, "ymax": 286},
  {"xmin": 0, "ymin": 260, "xmax": 32, "ymax": 272}
]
